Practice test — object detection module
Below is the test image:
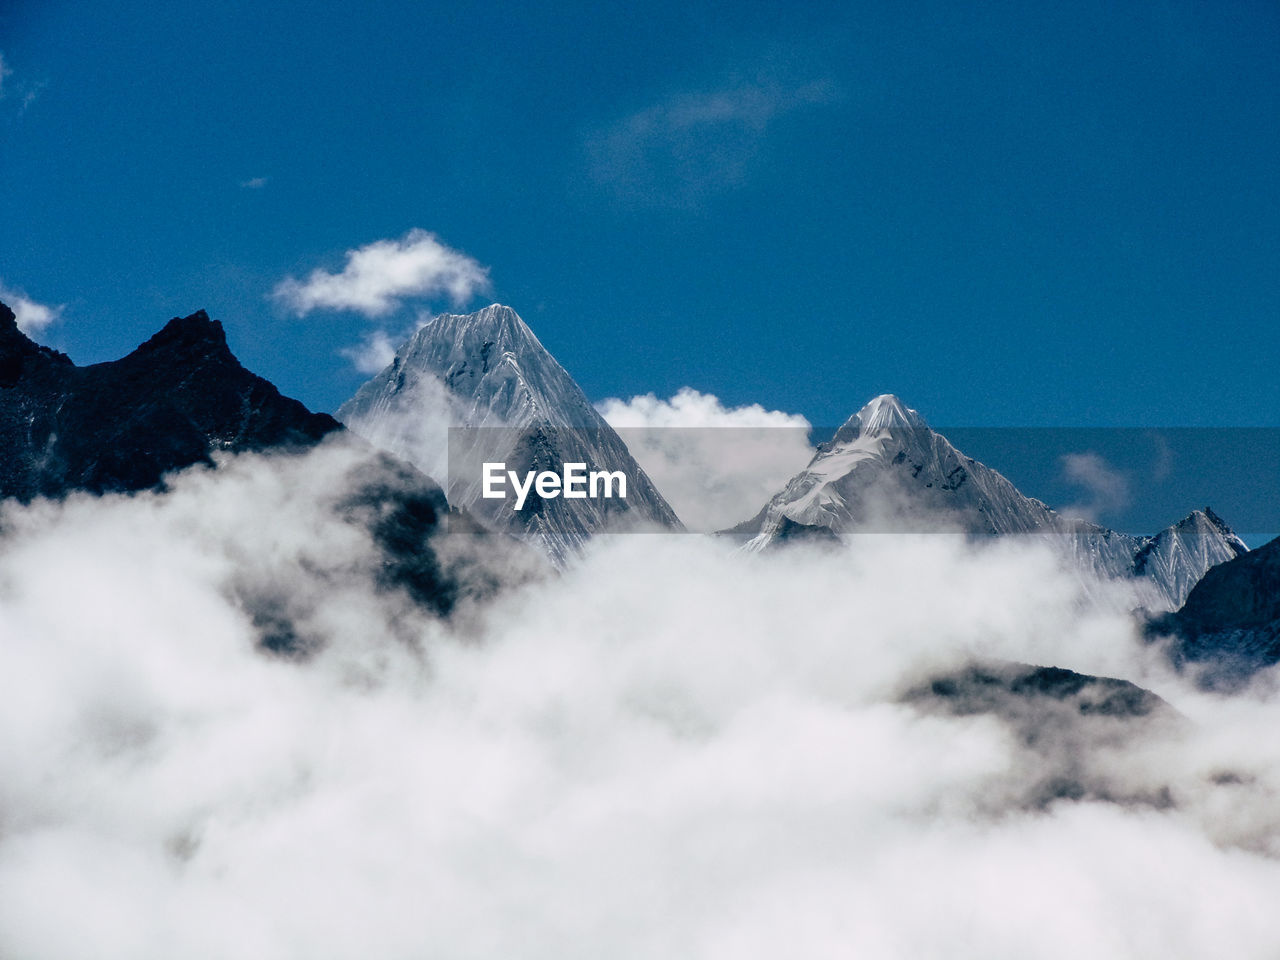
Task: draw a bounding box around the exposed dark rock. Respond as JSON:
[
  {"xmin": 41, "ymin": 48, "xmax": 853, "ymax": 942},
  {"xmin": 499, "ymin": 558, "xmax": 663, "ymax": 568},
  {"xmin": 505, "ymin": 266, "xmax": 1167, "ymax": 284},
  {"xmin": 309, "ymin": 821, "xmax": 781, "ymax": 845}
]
[
  {"xmin": 763, "ymin": 515, "xmax": 843, "ymax": 547},
  {"xmin": 0, "ymin": 302, "xmax": 540, "ymax": 651},
  {"xmin": 905, "ymin": 661, "xmax": 1169, "ymax": 724},
  {"xmin": 0, "ymin": 302, "xmax": 340, "ymax": 501},
  {"xmin": 1148, "ymin": 535, "xmax": 1280, "ymax": 689},
  {"xmin": 903, "ymin": 660, "xmax": 1178, "ymax": 811}
]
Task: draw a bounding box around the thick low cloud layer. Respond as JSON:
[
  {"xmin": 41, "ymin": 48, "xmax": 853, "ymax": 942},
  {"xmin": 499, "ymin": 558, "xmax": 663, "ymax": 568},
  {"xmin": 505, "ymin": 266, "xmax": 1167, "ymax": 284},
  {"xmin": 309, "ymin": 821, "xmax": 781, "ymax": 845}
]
[{"xmin": 2, "ymin": 442, "xmax": 1280, "ymax": 959}]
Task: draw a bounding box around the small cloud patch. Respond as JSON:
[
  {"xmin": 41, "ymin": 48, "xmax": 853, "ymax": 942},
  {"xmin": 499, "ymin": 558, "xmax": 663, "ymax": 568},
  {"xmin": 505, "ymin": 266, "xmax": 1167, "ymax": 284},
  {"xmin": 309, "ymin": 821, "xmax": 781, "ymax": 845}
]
[
  {"xmin": 273, "ymin": 230, "xmax": 490, "ymax": 319},
  {"xmin": 0, "ymin": 281, "xmax": 64, "ymax": 337}
]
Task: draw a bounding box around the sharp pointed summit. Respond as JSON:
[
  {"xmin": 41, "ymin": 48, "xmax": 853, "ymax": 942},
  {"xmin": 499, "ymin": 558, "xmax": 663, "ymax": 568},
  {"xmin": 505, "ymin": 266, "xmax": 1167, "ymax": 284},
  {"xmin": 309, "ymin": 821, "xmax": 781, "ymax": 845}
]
[
  {"xmin": 733, "ymin": 394, "xmax": 1246, "ymax": 609},
  {"xmin": 834, "ymin": 394, "xmax": 926, "ymax": 442},
  {"xmin": 338, "ymin": 304, "xmax": 682, "ymax": 562},
  {"xmin": 133, "ymin": 309, "xmax": 230, "ymax": 356}
]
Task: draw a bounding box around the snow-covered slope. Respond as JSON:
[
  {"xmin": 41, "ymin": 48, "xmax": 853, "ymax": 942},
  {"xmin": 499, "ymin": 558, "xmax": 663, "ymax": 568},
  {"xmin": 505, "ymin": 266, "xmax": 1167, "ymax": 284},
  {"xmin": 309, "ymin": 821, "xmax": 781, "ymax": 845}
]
[
  {"xmin": 338, "ymin": 304, "xmax": 682, "ymax": 562},
  {"xmin": 733, "ymin": 395, "xmax": 1246, "ymax": 609},
  {"xmin": 1130, "ymin": 508, "xmax": 1247, "ymax": 610}
]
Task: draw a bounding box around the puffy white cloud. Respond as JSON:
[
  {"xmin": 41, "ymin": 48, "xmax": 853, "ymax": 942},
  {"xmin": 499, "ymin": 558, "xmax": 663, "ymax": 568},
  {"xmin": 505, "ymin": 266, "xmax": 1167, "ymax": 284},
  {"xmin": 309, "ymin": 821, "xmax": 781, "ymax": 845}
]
[
  {"xmin": 239, "ymin": 176, "xmax": 269, "ymax": 189},
  {"xmin": 0, "ymin": 282, "xmax": 63, "ymax": 336},
  {"xmin": 597, "ymin": 387, "xmax": 810, "ymax": 432},
  {"xmin": 3, "ymin": 440, "xmax": 1280, "ymax": 958},
  {"xmin": 597, "ymin": 387, "xmax": 815, "ymax": 530},
  {"xmin": 274, "ymin": 230, "xmax": 490, "ymax": 318}
]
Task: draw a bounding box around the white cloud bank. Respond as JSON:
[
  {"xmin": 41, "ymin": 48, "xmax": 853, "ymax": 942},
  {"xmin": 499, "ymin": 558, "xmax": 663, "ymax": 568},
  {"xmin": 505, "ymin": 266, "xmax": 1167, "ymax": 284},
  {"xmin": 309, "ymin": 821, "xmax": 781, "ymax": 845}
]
[
  {"xmin": 0, "ymin": 282, "xmax": 63, "ymax": 336},
  {"xmin": 597, "ymin": 387, "xmax": 815, "ymax": 530},
  {"xmin": 3, "ymin": 440, "xmax": 1280, "ymax": 958},
  {"xmin": 274, "ymin": 230, "xmax": 490, "ymax": 318}
]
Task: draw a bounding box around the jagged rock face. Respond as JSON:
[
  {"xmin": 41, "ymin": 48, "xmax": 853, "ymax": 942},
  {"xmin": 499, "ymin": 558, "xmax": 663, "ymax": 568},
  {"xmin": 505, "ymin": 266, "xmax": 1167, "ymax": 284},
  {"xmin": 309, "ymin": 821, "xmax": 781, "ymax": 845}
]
[
  {"xmin": 338, "ymin": 304, "xmax": 682, "ymax": 563},
  {"xmin": 1131, "ymin": 508, "xmax": 1247, "ymax": 612},
  {"xmin": 1153, "ymin": 535, "xmax": 1280, "ymax": 687},
  {"xmin": 0, "ymin": 303, "xmax": 341, "ymax": 501},
  {"xmin": 733, "ymin": 395, "xmax": 1246, "ymax": 609}
]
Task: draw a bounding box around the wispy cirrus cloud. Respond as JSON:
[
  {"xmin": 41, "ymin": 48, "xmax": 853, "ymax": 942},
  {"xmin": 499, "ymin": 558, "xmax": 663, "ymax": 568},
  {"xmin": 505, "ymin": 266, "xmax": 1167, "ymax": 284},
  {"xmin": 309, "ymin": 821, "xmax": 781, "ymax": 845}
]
[
  {"xmin": 584, "ymin": 68, "xmax": 838, "ymax": 207},
  {"xmin": 0, "ymin": 282, "xmax": 64, "ymax": 336},
  {"xmin": 273, "ymin": 230, "xmax": 490, "ymax": 319},
  {"xmin": 0, "ymin": 51, "xmax": 45, "ymax": 116}
]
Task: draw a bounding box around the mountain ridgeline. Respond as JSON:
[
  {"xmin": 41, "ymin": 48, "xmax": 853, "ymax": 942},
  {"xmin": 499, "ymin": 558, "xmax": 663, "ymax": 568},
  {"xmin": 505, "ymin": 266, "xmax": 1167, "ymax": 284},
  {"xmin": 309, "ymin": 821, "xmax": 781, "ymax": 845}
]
[
  {"xmin": 0, "ymin": 301, "xmax": 513, "ymax": 637},
  {"xmin": 1, "ymin": 298, "xmax": 1265, "ymax": 652},
  {"xmin": 0, "ymin": 303, "xmax": 340, "ymax": 500},
  {"xmin": 730, "ymin": 395, "xmax": 1247, "ymax": 610}
]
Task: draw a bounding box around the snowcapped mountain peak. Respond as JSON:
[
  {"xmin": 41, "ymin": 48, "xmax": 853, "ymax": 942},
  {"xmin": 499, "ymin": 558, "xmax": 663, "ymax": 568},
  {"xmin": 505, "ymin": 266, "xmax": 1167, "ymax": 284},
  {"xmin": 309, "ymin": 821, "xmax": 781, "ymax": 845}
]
[
  {"xmin": 370, "ymin": 302, "xmax": 599, "ymax": 433},
  {"xmin": 419, "ymin": 303, "xmax": 544, "ymax": 355},
  {"xmin": 1196, "ymin": 506, "xmax": 1237, "ymax": 537},
  {"xmin": 733, "ymin": 392, "xmax": 1245, "ymax": 609},
  {"xmin": 833, "ymin": 394, "xmax": 926, "ymax": 443},
  {"xmin": 338, "ymin": 303, "xmax": 682, "ymax": 563},
  {"xmin": 398, "ymin": 305, "xmax": 522, "ymax": 374}
]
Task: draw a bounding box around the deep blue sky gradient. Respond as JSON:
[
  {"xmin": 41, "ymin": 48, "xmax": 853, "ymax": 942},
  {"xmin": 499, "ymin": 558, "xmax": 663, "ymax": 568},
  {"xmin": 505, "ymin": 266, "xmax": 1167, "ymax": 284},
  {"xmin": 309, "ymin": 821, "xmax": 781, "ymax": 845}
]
[{"xmin": 2, "ymin": 0, "xmax": 1277, "ymax": 430}]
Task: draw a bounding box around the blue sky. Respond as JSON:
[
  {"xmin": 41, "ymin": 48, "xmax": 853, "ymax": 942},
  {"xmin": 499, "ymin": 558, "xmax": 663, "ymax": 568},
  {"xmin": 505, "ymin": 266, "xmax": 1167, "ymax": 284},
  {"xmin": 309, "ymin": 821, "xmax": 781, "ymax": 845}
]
[{"xmin": 1, "ymin": 0, "xmax": 1278, "ymax": 430}]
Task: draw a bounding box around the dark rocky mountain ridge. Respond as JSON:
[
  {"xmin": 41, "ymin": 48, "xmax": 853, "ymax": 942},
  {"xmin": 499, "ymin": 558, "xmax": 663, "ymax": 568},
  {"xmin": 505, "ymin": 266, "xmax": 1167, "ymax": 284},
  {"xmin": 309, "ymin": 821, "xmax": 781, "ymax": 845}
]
[
  {"xmin": 1150, "ymin": 534, "xmax": 1280, "ymax": 688},
  {"xmin": 0, "ymin": 301, "xmax": 535, "ymax": 641},
  {"xmin": 0, "ymin": 301, "xmax": 340, "ymax": 501}
]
